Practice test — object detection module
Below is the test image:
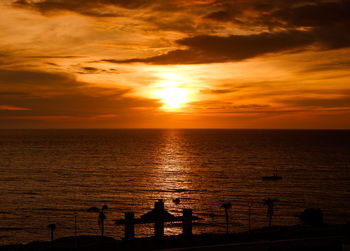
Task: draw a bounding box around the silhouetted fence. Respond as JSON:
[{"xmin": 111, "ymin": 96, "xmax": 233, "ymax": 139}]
[{"xmin": 115, "ymin": 199, "xmax": 199, "ymax": 241}]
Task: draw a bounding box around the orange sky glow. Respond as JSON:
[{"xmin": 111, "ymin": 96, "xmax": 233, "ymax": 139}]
[{"xmin": 1, "ymin": 0, "xmax": 350, "ymax": 128}]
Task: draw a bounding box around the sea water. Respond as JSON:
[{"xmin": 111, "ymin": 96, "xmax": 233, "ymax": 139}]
[{"xmin": 0, "ymin": 129, "xmax": 349, "ymax": 244}]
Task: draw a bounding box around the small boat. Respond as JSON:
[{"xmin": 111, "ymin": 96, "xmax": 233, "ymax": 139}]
[
  {"xmin": 262, "ymin": 167, "xmax": 282, "ymax": 180},
  {"xmin": 262, "ymin": 173, "xmax": 282, "ymax": 180}
]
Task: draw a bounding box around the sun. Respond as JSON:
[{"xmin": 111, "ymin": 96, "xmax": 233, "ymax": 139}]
[{"xmin": 157, "ymin": 87, "xmax": 188, "ymax": 109}]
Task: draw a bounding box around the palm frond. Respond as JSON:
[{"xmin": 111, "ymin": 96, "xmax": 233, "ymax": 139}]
[
  {"xmin": 221, "ymin": 202, "xmax": 232, "ymax": 209},
  {"xmin": 263, "ymin": 197, "xmax": 278, "ymax": 205}
]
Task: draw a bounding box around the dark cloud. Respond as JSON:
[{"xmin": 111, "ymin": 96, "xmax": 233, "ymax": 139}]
[
  {"xmin": 14, "ymin": 0, "xmax": 350, "ymax": 32},
  {"xmin": 45, "ymin": 62, "xmax": 59, "ymax": 66},
  {"xmin": 300, "ymin": 59, "xmax": 350, "ymax": 73},
  {"xmin": 0, "ymin": 51, "xmax": 8, "ymax": 58},
  {"xmin": 200, "ymin": 88, "xmax": 234, "ymax": 94},
  {"xmin": 77, "ymin": 66, "xmax": 100, "ymax": 74},
  {"xmin": 83, "ymin": 67, "xmax": 99, "ymax": 72},
  {"xmin": 269, "ymin": 1, "xmax": 350, "ymax": 28},
  {"xmin": 105, "ymin": 17, "xmax": 350, "ymax": 64},
  {"xmin": 279, "ymin": 94, "xmax": 350, "ymax": 108},
  {"xmin": 202, "ymin": 0, "xmax": 350, "ymax": 48},
  {"xmin": 0, "ymin": 69, "xmax": 78, "ymax": 89},
  {"xmin": 204, "ymin": 1, "xmax": 349, "ymax": 27},
  {"xmin": 143, "ymin": 15, "xmax": 199, "ymax": 33},
  {"xmin": 104, "ymin": 30, "xmax": 315, "ymax": 64},
  {"xmin": 232, "ymin": 104, "xmax": 270, "ymax": 109},
  {"xmin": 204, "ymin": 10, "xmax": 234, "ymax": 22},
  {"xmin": 76, "ymin": 66, "xmax": 120, "ymax": 74},
  {"xmin": 13, "ymin": 0, "xmax": 214, "ymax": 34},
  {"xmin": 0, "ymin": 91, "xmax": 29, "ymax": 96},
  {"xmin": 189, "ymin": 100, "xmax": 288, "ymax": 114},
  {"xmin": 14, "ymin": 0, "xmax": 350, "ymax": 45},
  {"xmin": 0, "ymin": 69, "xmax": 160, "ymax": 120}
]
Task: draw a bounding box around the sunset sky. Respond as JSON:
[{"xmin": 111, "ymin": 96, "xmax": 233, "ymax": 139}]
[{"xmin": 1, "ymin": 0, "xmax": 350, "ymax": 128}]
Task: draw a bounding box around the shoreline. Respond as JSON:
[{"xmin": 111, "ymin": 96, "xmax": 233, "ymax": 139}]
[{"xmin": 1, "ymin": 224, "xmax": 348, "ymax": 251}]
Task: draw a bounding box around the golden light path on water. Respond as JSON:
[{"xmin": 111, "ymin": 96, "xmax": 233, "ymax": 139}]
[{"xmin": 150, "ymin": 130, "xmax": 193, "ymax": 236}]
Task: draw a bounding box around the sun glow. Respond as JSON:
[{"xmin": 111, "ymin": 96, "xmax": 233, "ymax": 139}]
[{"xmin": 157, "ymin": 87, "xmax": 188, "ymax": 109}]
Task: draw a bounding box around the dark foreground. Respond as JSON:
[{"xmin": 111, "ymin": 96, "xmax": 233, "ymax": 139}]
[{"xmin": 1, "ymin": 224, "xmax": 349, "ymax": 251}]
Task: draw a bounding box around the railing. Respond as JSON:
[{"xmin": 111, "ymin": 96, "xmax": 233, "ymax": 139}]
[{"xmin": 115, "ymin": 199, "xmax": 200, "ymax": 241}]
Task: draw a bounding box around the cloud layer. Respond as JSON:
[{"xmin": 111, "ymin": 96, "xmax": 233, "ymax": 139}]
[
  {"xmin": 2, "ymin": 0, "xmax": 350, "ymax": 128},
  {"xmin": 0, "ymin": 69, "xmax": 161, "ymax": 127},
  {"xmin": 98, "ymin": 0, "xmax": 350, "ymax": 64}
]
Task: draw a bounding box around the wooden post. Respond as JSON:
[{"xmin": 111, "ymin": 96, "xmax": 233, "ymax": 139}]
[
  {"xmin": 155, "ymin": 199, "xmax": 164, "ymax": 210},
  {"xmin": 248, "ymin": 201, "xmax": 252, "ymax": 232},
  {"xmin": 154, "ymin": 199, "xmax": 164, "ymax": 240},
  {"xmin": 74, "ymin": 213, "xmax": 78, "ymax": 248},
  {"xmin": 183, "ymin": 209, "xmax": 192, "ymax": 240},
  {"xmin": 124, "ymin": 212, "xmax": 135, "ymax": 242},
  {"xmin": 154, "ymin": 220, "xmax": 164, "ymax": 240}
]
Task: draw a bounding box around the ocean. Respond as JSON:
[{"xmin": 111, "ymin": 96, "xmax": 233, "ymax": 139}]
[{"xmin": 0, "ymin": 129, "xmax": 349, "ymax": 245}]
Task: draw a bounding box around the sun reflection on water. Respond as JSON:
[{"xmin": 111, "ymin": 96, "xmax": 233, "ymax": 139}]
[{"xmin": 150, "ymin": 130, "xmax": 193, "ymax": 235}]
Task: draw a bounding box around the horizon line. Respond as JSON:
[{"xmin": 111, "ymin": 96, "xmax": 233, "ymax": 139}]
[{"xmin": 0, "ymin": 128, "xmax": 349, "ymax": 130}]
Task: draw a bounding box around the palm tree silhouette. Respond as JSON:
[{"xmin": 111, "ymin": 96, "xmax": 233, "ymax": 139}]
[
  {"xmin": 88, "ymin": 205, "xmax": 108, "ymax": 237},
  {"xmin": 221, "ymin": 202, "xmax": 232, "ymax": 234},
  {"xmin": 263, "ymin": 197, "xmax": 278, "ymax": 228},
  {"xmin": 47, "ymin": 223, "xmax": 56, "ymax": 248}
]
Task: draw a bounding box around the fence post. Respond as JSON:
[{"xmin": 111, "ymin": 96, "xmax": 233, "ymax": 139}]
[
  {"xmin": 124, "ymin": 212, "xmax": 135, "ymax": 242},
  {"xmin": 154, "ymin": 199, "xmax": 165, "ymax": 240},
  {"xmin": 183, "ymin": 209, "xmax": 192, "ymax": 240}
]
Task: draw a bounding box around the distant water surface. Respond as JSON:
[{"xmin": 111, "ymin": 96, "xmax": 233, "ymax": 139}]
[{"xmin": 0, "ymin": 129, "xmax": 349, "ymax": 244}]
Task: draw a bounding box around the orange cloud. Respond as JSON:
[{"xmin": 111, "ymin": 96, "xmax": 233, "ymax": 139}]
[
  {"xmin": 2, "ymin": 0, "xmax": 350, "ymax": 128},
  {"xmin": 0, "ymin": 105, "xmax": 31, "ymax": 111},
  {"xmin": 0, "ymin": 114, "xmax": 117, "ymax": 121}
]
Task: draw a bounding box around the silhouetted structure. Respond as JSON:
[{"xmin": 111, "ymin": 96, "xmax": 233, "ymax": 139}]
[
  {"xmin": 298, "ymin": 208, "xmax": 323, "ymax": 226},
  {"xmin": 221, "ymin": 202, "xmax": 232, "ymax": 234},
  {"xmin": 182, "ymin": 209, "xmax": 193, "ymax": 240},
  {"xmin": 88, "ymin": 205, "xmax": 108, "ymax": 237},
  {"xmin": 263, "ymin": 197, "xmax": 278, "ymax": 228},
  {"xmin": 74, "ymin": 212, "xmax": 78, "ymax": 249},
  {"xmin": 173, "ymin": 198, "xmax": 181, "ymax": 205},
  {"xmin": 47, "ymin": 223, "xmax": 56, "ymax": 248},
  {"xmin": 248, "ymin": 200, "xmax": 253, "ymax": 232},
  {"xmin": 262, "ymin": 167, "xmax": 282, "ymax": 180},
  {"xmin": 141, "ymin": 199, "xmax": 175, "ymax": 239},
  {"xmin": 115, "ymin": 199, "xmax": 199, "ymax": 241},
  {"xmin": 124, "ymin": 212, "xmax": 135, "ymax": 242},
  {"xmin": 262, "ymin": 173, "xmax": 282, "ymax": 180}
]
